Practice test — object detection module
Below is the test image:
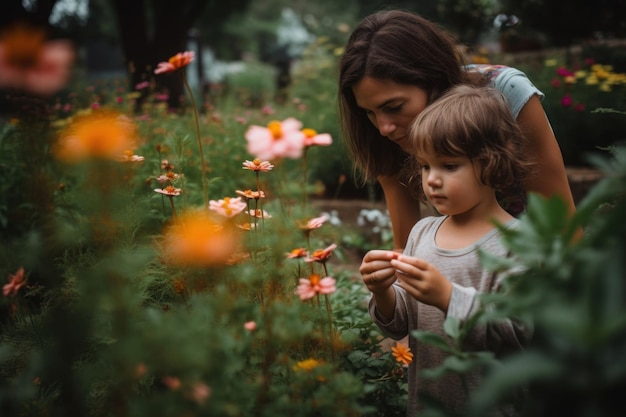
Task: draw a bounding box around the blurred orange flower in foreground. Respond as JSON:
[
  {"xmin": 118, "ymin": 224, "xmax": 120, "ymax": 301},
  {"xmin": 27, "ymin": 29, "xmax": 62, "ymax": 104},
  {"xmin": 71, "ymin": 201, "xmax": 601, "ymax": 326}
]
[
  {"xmin": 161, "ymin": 210, "xmax": 240, "ymax": 267},
  {"xmin": 0, "ymin": 22, "xmax": 75, "ymax": 95},
  {"xmin": 54, "ymin": 109, "xmax": 141, "ymax": 162}
]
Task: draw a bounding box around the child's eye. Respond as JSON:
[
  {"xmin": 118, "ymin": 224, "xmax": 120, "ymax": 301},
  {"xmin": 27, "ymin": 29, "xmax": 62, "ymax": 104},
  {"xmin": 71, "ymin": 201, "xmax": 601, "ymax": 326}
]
[
  {"xmin": 420, "ymin": 164, "xmax": 430, "ymax": 171},
  {"xmin": 444, "ymin": 164, "xmax": 458, "ymax": 171}
]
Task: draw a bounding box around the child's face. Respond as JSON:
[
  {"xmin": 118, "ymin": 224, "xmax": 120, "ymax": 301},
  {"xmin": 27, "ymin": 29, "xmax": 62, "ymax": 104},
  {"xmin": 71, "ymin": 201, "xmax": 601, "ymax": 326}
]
[{"xmin": 417, "ymin": 149, "xmax": 494, "ymax": 216}]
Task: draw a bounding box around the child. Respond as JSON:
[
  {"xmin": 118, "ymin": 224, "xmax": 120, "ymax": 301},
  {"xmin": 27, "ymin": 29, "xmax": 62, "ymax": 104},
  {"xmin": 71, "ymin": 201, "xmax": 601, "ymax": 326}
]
[{"xmin": 360, "ymin": 85, "xmax": 534, "ymax": 416}]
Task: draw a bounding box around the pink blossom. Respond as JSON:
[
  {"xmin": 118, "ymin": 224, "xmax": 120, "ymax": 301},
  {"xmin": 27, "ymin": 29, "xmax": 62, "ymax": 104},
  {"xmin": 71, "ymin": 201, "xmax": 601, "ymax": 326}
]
[
  {"xmin": 242, "ymin": 159, "xmax": 274, "ymax": 172},
  {"xmin": 245, "ymin": 118, "xmax": 305, "ymax": 160},
  {"xmin": 0, "ymin": 23, "xmax": 75, "ymax": 95},
  {"xmin": 297, "ymin": 215, "xmax": 328, "ymax": 232},
  {"xmin": 561, "ymin": 94, "xmax": 573, "ymax": 107},
  {"xmin": 244, "ymin": 321, "xmax": 257, "ymax": 331},
  {"xmin": 248, "ymin": 209, "xmax": 271, "ymax": 219},
  {"xmin": 556, "ymin": 67, "xmax": 574, "ymax": 77},
  {"xmin": 296, "ymin": 274, "xmax": 336, "ymax": 300},
  {"xmin": 135, "ymin": 81, "xmax": 150, "ymax": 90},
  {"xmin": 3, "ymin": 267, "xmax": 26, "ymax": 297},
  {"xmin": 574, "ymin": 103, "xmax": 586, "ymax": 112},
  {"xmin": 286, "ymin": 248, "xmax": 308, "ymax": 259},
  {"xmin": 302, "ymin": 128, "xmax": 332, "ymax": 147},
  {"xmin": 209, "ymin": 197, "xmax": 247, "ymax": 218},
  {"xmin": 154, "ymin": 186, "xmax": 181, "ymax": 196},
  {"xmin": 187, "ymin": 382, "xmax": 211, "ymax": 405}
]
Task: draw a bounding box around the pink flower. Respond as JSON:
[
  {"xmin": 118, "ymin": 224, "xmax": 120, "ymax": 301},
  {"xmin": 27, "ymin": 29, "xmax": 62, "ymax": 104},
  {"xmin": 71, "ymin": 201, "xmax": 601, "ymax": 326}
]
[
  {"xmin": 245, "ymin": 118, "xmax": 305, "ymax": 160},
  {"xmin": 154, "ymin": 51, "xmax": 195, "ymax": 74},
  {"xmin": 236, "ymin": 189, "xmax": 265, "ymax": 200},
  {"xmin": 550, "ymin": 78, "xmax": 561, "ymax": 88},
  {"xmin": 154, "ymin": 186, "xmax": 181, "ymax": 196},
  {"xmin": 242, "ymin": 159, "xmax": 274, "ymax": 172},
  {"xmin": 3, "ymin": 267, "xmax": 27, "ymax": 297},
  {"xmin": 244, "ymin": 321, "xmax": 257, "ymax": 331},
  {"xmin": 209, "ymin": 197, "xmax": 247, "ymax": 218},
  {"xmin": 574, "ymin": 103, "xmax": 586, "ymax": 112},
  {"xmin": 556, "ymin": 67, "xmax": 574, "ymax": 77},
  {"xmin": 305, "ymin": 243, "xmax": 338, "ymax": 263},
  {"xmin": 0, "ymin": 23, "xmax": 75, "ymax": 95},
  {"xmin": 135, "ymin": 81, "xmax": 150, "ymax": 90},
  {"xmin": 296, "ymin": 274, "xmax": 336, "ymax": 300},
  {"xmin": 561, "ymin": 94, "xmax": 573, "ymax": 107},
  {"xmin": 161, "ymin": 376, "xmax": 181, "ymax": 390},
  {"xmin": 302, "ymin": 128, "xmax": 332, "ymax": 147},
  {"xmin": 186, "ymin": 382, "xmax": 211, "ymax": 405},
  {"xmin": 297, "ymin": 215, "xmax": 328, "ymax": 232}
]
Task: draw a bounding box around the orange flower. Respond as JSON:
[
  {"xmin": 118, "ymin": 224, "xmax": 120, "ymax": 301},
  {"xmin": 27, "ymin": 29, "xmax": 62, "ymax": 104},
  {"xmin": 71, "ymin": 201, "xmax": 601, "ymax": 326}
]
[
  {"xmin": 391, "ymin": 342, "xmax": 413, "ymax": 366},
  {"xmin": 236, "ymin": 189, "xmax": 265, "ymax": 200},
  {"xmin": 161, "ymin": 210, "xmax": 240, "ymax": 267},
  {"xmin": 154, "ymin": 51, "xmax": 194, "ymax": 74},
  {"xmin": 286, "ymin": 248, "xmax": 308, "ymax": 259},
  {"xmin": 293, "ymin": 358, "xmax": 321, "ymax": 372},
  {"xmin": 305, "ymin": 243, "xmax": 337, "ymax": 263},
  {"xmin": 54, "ymin": 109, "xmax": 141, "ymax": 162}
]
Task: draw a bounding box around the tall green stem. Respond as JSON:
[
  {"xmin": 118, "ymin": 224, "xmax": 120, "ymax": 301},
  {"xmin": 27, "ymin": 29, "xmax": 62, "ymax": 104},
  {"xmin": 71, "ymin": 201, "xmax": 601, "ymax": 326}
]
[{"xmin": 182, "ymin": 73, "xmax": 209, "ymax": 207}]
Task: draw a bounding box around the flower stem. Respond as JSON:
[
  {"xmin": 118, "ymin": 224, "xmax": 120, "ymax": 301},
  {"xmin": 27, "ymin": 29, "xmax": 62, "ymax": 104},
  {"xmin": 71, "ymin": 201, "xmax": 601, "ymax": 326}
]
[{"xmin": 182, "ymin": 73, "xmax": 209, "ymax": 207}]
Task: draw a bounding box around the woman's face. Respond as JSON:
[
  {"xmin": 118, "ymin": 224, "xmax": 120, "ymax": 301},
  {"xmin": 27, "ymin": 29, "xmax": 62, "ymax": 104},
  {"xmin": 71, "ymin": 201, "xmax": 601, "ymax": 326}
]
[{"xmin": 352, "ymin": 76, "xmax": 429, "ymax": 154}]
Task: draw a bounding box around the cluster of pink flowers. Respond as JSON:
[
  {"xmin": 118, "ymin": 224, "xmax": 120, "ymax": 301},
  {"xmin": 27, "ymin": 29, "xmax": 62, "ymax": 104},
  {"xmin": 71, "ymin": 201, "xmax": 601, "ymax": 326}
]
[{"xmin": 244, "ymin": 118, "xmax": 332, "ymax": 161}]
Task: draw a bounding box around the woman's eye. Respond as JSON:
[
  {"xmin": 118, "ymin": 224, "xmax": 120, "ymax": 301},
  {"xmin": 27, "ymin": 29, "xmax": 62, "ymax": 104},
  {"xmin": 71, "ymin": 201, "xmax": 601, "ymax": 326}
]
[{"xmin": 386, "ymin": 105, "xmax": 402, "ymax": 113}]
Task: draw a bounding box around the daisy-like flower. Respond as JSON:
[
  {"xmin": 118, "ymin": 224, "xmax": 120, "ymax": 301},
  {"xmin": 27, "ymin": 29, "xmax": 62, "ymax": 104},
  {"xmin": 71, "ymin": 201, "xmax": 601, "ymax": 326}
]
[
  {"xmin": 248, "ymin": 209, "xmax": 271, "ymax": 219},
  {"xmin": 286, "ymin": 248, "xmax": 308, "ymax": 259},
  {"xmin": 295, "ymin": 273, "xmax": 336, "ymax": 300},
  {"xmin": 302, "ymin": 128, "xmax": 332, "ymax": 147},
  {"xmin": 242, "ymin": 159, "xmax": 274, "ymax": 172},
  {"xmin": 391, "ymin": 342, "xmax": 413, "ymax": 366},
  {"xmin": 245, "ymin": 118, "xmax": 305, "ymax": 160},
  {"xmin": 116, "ymin": 149, "xmax": 145, "ymax": 162},
  {"xmin": 54, "ymin": 109, "xmax": 141, "ymax": 163},
  {"xmin": 236, "ymin": 189, "xmax": 265, "ymax": 200},
  {"xmin": 3, "ymin": 267, "xmax": 27, "ymax": 297},
  {"xmin": 305, "ymin": 243, "xmax": 338, "ymax": 263},
  {"xmin": 154, "ymin": 186, "xmax": 181, "ymax": 197},
  {"xmin": 155, "ymin": 171, "xmax": 180, "ymax": 184},
  {"xmin": 161, "ymin": 209, "xmax": 240, "ymax": 267},
  {"xmin": 237, "ymin": 222, "xmax": 258, "ymax": 231},
  {"xmin": 161, "ymin": 159, "xmax": 175, "ymax": 171},
  {"xmin": 297, "ymin": 215, "xmax": 328, "ymax": 232},
  {"xmin": 209, "ymin": 197, "xmax": 247, "ymax": 218},
  {"xmin": 154, "ymin": 51, "xmax": 195, "ymax": 74},
  {"xmin": 0, "ymin": 22, "xmax": 75, "ymax": 95}
]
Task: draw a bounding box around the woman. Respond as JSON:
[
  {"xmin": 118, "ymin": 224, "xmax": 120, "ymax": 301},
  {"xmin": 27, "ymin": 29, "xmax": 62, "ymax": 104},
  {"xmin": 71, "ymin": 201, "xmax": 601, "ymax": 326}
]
[{"xmin": 338, "ymin": 9, "xmax": 575, "ymax": 250}]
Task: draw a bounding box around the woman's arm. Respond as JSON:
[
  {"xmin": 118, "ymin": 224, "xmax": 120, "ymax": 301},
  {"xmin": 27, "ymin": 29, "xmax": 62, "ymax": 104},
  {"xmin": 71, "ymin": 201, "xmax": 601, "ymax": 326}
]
[
  {"xmin": 378, "ymin": 174, "xmax": 423, "ymax": 251},
  {"xmin": 516, "ymin": 95, "xmax": 576, "ymax": 216}
]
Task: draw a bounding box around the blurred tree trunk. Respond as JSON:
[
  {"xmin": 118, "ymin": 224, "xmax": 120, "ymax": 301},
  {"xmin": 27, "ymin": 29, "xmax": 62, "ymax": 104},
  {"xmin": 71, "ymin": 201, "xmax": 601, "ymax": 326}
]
[{"xmin": 109, "ymin": 0, "xmax": 210, "ymax": 113}]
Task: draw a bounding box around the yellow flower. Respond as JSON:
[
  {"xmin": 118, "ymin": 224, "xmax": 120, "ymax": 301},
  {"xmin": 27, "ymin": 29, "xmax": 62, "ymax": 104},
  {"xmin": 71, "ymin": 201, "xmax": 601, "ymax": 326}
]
[
  {"xmin": 391, "ymin": 342, "xmax": 413, "ymax": 366},
  {"xmin": 293, "ymin": 358, "xmax": 321, "ymax": 372}
]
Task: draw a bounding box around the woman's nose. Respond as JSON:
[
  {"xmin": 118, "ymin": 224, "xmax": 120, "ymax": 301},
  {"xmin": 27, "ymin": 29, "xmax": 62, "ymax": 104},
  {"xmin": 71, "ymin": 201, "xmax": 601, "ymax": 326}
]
[{"xmin": 377, "ymin": 115, "xmax": 396, "ymax": 137}]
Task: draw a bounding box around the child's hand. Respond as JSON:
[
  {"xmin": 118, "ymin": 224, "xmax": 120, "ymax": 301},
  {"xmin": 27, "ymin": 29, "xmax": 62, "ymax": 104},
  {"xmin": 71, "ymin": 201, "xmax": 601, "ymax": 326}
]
[
  {"xmin": 391, "ymin": 254, "xmax": 452, "ymax": 313},
  {"xmin": 360, "ymin": 250, "xmax": 399, "ymax": 294}
]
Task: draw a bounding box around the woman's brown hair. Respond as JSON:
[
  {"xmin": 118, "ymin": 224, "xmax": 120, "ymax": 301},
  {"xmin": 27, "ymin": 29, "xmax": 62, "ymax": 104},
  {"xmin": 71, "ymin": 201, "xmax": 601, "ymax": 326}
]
[{"xmin": 338, "ymin": 9, "xmax": 486, "ymax": 185}]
